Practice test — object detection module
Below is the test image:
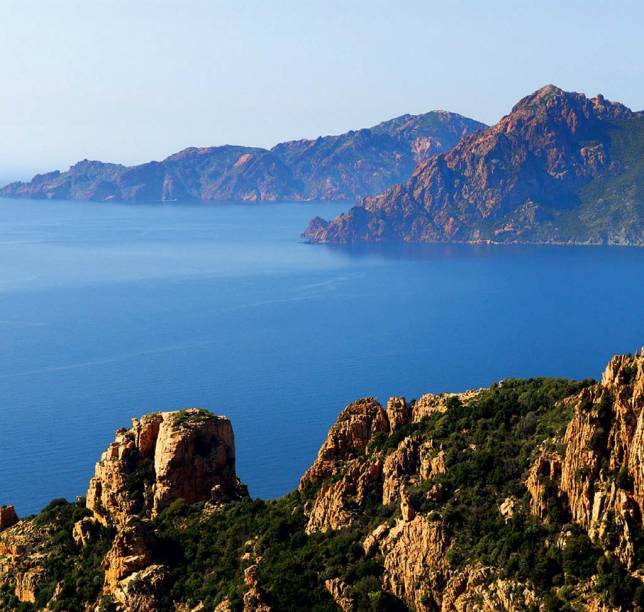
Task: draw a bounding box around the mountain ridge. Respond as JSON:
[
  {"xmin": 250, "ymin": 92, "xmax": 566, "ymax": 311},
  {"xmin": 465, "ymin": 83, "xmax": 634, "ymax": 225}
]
[
  {"xmin": 304, "ymin": 85, "xmax": 644, "ymax": 246},
  {"xmin": 0, "ymin": 111, "xmax": 485, "ymax": 204}
]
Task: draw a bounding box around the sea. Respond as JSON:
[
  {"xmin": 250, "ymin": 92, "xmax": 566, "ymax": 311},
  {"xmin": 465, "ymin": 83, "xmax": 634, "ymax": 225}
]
[{"xmin": 1, "ymin": 197, "xmax": 644, "ymax": 515}]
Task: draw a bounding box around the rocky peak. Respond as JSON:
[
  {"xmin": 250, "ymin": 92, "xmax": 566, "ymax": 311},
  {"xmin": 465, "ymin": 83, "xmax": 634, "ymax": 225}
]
[
  {"xmin": 386, "ymin": 396, "xmax": 410, "ymax": 431},
  {"xmin": 87, "ymin": 408, "xmax": 247, "ymax": 526},
  {"xmin": 509, "ymin": 84, "xmax": 632, "ymax": 124},
  {"xmin": 299, "ymin": 397, "xmax": 389, "ymax": 490},
  {"xmin": 83, "ymin": 408, "xmax": 250, "ymax": 609},
  {"xmin": 152, "ymin": 408, "xmax": 246, "ymax": 515},
  {"xmin": 305, "ymin": 85, "xmax": 643, "ymax": 246}
]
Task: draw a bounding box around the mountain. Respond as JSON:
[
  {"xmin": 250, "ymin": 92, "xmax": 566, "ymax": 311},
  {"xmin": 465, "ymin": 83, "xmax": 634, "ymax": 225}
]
[
  {"xmin": 304, "ymin": 85, "xmax": 644, "ymax": 246},
  {"xmin": 270, "ymin": 111, "xmax": 485, "ymax": 201},
  {"xmin": 0, "ymin": 112, "xmax": 485, "ymax": 203},
  {"xmin": 2, "ymin": 348, "xmax": 644, "ymax": 610}
]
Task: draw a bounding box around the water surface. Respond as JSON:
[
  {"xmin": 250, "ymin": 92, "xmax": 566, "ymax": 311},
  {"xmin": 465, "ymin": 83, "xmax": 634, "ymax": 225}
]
[{"xmin": 1, "ymin": 197, "xmax": 644, "ymax": 515}]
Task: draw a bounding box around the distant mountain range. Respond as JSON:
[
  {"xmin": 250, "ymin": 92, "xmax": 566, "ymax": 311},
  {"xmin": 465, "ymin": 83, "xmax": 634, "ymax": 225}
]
[
  {"xmin": 0, "ymin": 112, "xmax": 485, "ymax": 203},
  {"xmin": 305, "ymin": 85, "xmax": 644, "ymax": 246}
]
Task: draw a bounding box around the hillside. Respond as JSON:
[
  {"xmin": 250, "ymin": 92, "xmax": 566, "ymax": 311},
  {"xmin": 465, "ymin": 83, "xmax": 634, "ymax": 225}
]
[
  {"xmin": 0, "ymin": 112, "xmax": 485, "ymax": 204},
  {"xmin": 1, "ymin": 349, "xmax": 644, "ymax": 610},
  {"xmin": 304, "ymin": 85, "xmax": 644, "ymax": 246}
]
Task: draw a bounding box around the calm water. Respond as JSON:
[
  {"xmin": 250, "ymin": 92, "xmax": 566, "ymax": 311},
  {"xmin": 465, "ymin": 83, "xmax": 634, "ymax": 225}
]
[{"xmin": 1, "ymin": 197, "xmax": 644, "ymax": 515}]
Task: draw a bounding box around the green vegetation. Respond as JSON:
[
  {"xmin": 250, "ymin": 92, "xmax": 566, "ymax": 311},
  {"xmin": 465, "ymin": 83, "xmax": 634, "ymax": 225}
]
[
  {"xmin": 154, "ymin": 494, "xmax": 402, "ymax": 611},
  {"xmin": 153, "ymin": 377, "xmax": 606, "ymax": 609},
  {"xmin": 172, "ymin": 408, "xmax": 213, "ymax": 428},
  {"xmin": 0, "ymin": 498, "xmax": 114, "ymax": 612},
  {"xmin": 390, "ymin": 377, "xmax": 644, "ymax": 607},
  {"xmin": 6, "ymin": 376, "xmax": 644, "ymax": 609}
]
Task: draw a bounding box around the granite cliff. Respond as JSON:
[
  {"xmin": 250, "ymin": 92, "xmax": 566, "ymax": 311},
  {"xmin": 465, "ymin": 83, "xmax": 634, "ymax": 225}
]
[
  {"xmin": 305, "ymin": 85, "xmax": 644, "ymax": 246},
  {"xmin": 2, "ymin": 350, "xmax": 644, "ymax": 610},
  {"xmin": 0, "ymin": 112, "xmax": 484, "ymax": 203}
]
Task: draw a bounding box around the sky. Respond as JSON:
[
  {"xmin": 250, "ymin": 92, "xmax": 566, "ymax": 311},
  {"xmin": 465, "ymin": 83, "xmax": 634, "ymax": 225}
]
[{"xmin": 1, "ymin": 0, "xmax": 643, "ymax": 180}]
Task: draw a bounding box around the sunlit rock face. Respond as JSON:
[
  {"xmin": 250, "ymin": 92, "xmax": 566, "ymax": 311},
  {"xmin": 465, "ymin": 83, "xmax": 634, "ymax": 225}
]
[{"xmin": 86, "ymin": 408, "xmax": 247, "ymax": 526}]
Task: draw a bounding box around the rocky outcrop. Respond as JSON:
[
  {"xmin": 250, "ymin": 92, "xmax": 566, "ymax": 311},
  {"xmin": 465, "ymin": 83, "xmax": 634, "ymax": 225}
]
[
  {"xmin": 366, "ymin": 517, "xmax": 540, "ymax": 611},
  {"xmin": 72, "ymin": 515, "xmax": 101, "ymax": 547},
  {"xmin": 411, "ymin": 390, "xmax": 480, "ymax": 422},
  {"xmin": 84, "ymin": 408, "xmax": 249, "ymax": 606},
  {"xmin": 0, "ymin": 505, "xmax": 18, "ymax": 531},
  {"xmin": 87, "ymin": 408, "xmax": 246, "ymax": 526},
  {"xmin": 527, "ymin": 349, "xmax": 644, "ymax": 568},
  {"xmin": 242, "ymin": 564, "xmax": 271, "ymax": 612},
  {"xmin": 378, "ymin": 515, "xmax": 450, "ymax": 609},
  {"xmin": 324, "ymin": 577, "xmax": 354, "ymax": 611},
  {"xmin": 300, "ymin": 397, "xmax": 389, "ymax": 489},
  {"xmin": 103, "ymin": 529, "xmax": 168, "ymax": 611},
  {"xmin": 559, "ymin": 351, "xmax": 644, "ymax": 567},
  {"xmin": 14, "ymin": 567, "xmax": 46, "ymax": 604},
  {"xmin": 386, "ymin": 396, "xmax": 410, "ymax": 431},
  {"xmin": 525, "ymin": 449, "xmax": 562, "ymax": 520},
  {"xmin": 103, "ymin": 517, "xmax": 157, "ymax": 593},
  {"xmin": 86, "ymin": 413, "xmax": 162, "ymax": 526},
  {"xmin": 306, "ymin": 85, "xmax": 644, "ymax": 246},
  {"xmin": 441, "ymin": 565, "xmax": 539, "ymax": 611},
  {"xmin": 152, "ymin": 410, "xmax": 244, "ymax": 516},
  {"xmin": 4, "ymin": 350, "xmax": 644, "ymax": 610},
  {"xmin": 303, "ymin": 391, "xmax": 478, "ymax": 532},
  {"xmin": 0, "ymin": 514, "xmax": 54, "ymax": 604},
  {"xmin": 305, "ymin": 457, "xmax": 383, "ymax": 533},
  {"xmin": 1, "ymin": 111, "xmax": 484, "ymax": 203},
  {"xmin": 382, "ymin": 436, "xmax": 423, "ymax": 506},
  {"xmin": 300, "ymin": 396, "xmax": 418, "ymax": 532},
  {"xmin": 112, "ymin": 563, "xmax": 168, "ymax": 612}
]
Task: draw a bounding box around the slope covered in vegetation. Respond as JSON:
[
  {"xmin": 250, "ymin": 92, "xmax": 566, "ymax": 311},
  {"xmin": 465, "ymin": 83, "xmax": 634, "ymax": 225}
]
[{"xmin": 1, "ymin": 351, "xmax": 644, "ymax": 610}]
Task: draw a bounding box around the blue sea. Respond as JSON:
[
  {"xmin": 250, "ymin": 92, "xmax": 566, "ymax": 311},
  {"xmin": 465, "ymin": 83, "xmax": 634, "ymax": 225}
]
[{"xmin": 1, "ymin": 197, "xmax": 644, "ymax": 516}]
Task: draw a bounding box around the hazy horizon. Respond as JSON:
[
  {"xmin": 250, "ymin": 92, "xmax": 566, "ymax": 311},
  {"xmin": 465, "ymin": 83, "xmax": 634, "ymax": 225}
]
[{"xmin": 2, "ymin": 0, "xmax": 643, "ymax": 181}]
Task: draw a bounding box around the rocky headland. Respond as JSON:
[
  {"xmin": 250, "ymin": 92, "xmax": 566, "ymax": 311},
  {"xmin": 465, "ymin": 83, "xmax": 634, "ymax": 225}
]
[
  {"xmin": 0, "ymin": 112, "xmax": 484, "ymax": 204},
  {"xmin": 2, "ymin": 350, "xmax": 644, "ymax": 610},
  {"xmin": 305, "ymin": 85, "xmax": 644, "ymax": 246}
]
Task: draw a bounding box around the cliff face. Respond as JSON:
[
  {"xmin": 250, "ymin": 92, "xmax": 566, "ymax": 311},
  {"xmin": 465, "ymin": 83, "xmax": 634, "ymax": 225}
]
[
  {"xmin": 0, "ymin": 408, "xmax": 248, "ymax": 611},
  {"xmin": 305, "ymin": 85, "xmax": 644, "ymax": 246},
  {"xmin": 0, "ymin": 111, "xmax": 484, "ymax": 203},
  {"xmin": 2, "ymin": 351, "xmax": 644, "ymax": 610},
  {"xmin": 528, "ymin": 352, "xmax": 644, "ymax": 569},
  {"xmin": 87, "ymin": 408, "xmax": 246, "ymax": 527},
  {"xmin": 299, "ymin": 393, "xmax": 475, "ymax": 536},
  {"xmin": 85, "ymin": 408, "xmax": 247, "ymax": 609}
]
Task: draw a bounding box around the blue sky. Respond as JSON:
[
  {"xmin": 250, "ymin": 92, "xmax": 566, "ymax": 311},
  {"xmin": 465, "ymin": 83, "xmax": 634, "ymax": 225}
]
[{"xmin": 1, "ymin": 0, "xmax": 642, "ymax": 179}]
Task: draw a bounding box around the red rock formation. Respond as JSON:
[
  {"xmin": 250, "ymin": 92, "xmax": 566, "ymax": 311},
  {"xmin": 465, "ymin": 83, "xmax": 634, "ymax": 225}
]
[
  {"xmin": 242, "ymin": 564, "xmax": 271, "ymax": 612},
  {"xmin": 386, "ymin": 396, "xmax": 410, "ymax": 431},
  {"xmin": 300, "ymin": 397, "xmax": 389, "ymax": 489},
  {"xmin": 152, "ymin": 410, "xmax": 243, "ymax": 515},
  {"xmin": 378, "ymin": 515, "xmax": 449, "ymax": 609},
  {"xmin": 1, "ymin": 111, "xmax": 484, "ymax": 203},
  {"xmin": 103, "ymin": 518, "xmax": 157, "ymax": 593},
  {"xmin": 527, "ymin": 350, "xmax": 644, "ymax": 568},
  {"xmin": 306, "ymin": 85, "xmax": 644, "ymax": 246},
  {"xmin": 305, "ymin": 457, "xmax": 383, "ymax": 533},
  {"xmin": 87, "ymin": 408, "xmax": 246, "ymax": 526},
  {"xmin": 84, "ymin": 408, "xmax": 249, "ymax": 606},
  {"xmin": 525, "ymin": 449, "xmax": 562, "ymax": 520}
]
